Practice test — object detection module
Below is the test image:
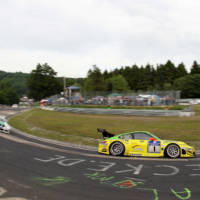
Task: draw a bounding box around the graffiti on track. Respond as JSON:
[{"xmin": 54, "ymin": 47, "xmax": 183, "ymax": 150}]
[
  {"xmin": 170, "ymin": 188, "xmax": 191, "ymax": 200},
  {"xmin": 34, "ymin": 155, "xmax": 195, "ymax": 199},
  {"xmin": 84, "ymin": 172, "xmax": 191, "ymax": 200},
  {"xmin": 33, "ymin": 176, "xmax": 71, "ymax": 186}
]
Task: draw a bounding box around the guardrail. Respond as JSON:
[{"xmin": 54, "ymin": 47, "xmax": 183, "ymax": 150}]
[{"xmin": 42, "ymin": 107, "xmax": 195, "ymax": 117}]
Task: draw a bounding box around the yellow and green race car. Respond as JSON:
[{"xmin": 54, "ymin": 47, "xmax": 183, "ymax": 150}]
[{"xmin": 97, "ymin": 128, "xmax": 195, "ymax": 158}]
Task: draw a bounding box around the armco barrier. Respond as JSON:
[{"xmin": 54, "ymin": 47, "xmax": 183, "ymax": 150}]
[{"xmin": 42, "ymin": 107, "xmax": 195, "ymax": 117}]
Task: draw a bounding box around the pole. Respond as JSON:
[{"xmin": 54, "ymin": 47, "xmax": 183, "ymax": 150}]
[{"xmin": 63, "ymin": 76, "xmax": 66, "ymax": 97}]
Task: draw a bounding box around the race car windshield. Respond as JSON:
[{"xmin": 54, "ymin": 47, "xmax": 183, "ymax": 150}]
[
  {"xmin": 132, "ymin": 132, "xmax": 161, "ymax": 140},
  {"xmin": 119, "ymin": 132, "xmax": 161, "ymax": 140}
]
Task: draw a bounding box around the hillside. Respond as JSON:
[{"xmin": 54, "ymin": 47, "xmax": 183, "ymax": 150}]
[
  {"xmin": 0, "ymin": 70, "xmax": 84, "ymax": 98},
  {"xmin": 0, "ymin": 70, "xmax": 29, "ymax": 96}
]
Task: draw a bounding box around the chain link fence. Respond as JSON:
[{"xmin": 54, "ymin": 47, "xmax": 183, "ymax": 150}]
[{"xmin": 49, "ymin": 91, "xmax": 181, "ymax": 106}]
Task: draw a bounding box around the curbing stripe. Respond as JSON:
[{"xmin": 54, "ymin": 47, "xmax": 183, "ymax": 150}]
[{"xmin": 10, "ymin": 127, "xmax": 97, "ymax": 152}]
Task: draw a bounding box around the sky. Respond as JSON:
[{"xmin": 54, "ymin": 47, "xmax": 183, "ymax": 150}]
[{"xmin": 0, "ymin": 0, "xmax": 200, "ymax": 77}]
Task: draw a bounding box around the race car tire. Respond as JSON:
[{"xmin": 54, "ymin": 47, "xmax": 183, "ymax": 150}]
[
  {"xmin": 109, "ymin": 142, "xmax": 125, "ymax": 156},
  {"xmin": 165, "ymin": 144, "xmax": 180, "ymax": 158}
]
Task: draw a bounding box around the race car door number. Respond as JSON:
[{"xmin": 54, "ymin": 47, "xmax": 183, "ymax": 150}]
[{"xmin": 148, "ymin": 141, "xmax": 161, "ymax": 153}]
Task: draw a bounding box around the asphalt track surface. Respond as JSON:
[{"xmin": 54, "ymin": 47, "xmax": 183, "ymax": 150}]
[
  {"xmin": 0, "ymin": 107, "xmax": 200, "ymax": 200},
  {"xmin": 0, "ymin": 129, "xmax": 200, "ymax": 200}
]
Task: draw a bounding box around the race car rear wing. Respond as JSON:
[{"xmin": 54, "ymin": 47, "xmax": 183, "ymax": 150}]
[{"xmin": 97, "ymin": 128, "xmax": 115, "ymax": 140}]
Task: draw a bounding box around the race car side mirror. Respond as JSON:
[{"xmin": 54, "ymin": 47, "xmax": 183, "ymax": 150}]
[{"xmin": 150, "ymin": 137, "xmax": 156, "ymax": 141}]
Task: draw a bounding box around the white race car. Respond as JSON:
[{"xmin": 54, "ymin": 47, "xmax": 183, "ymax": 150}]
[{"xmin": 0, "ymin": 116, "xmax": 10, "ymax": 134}]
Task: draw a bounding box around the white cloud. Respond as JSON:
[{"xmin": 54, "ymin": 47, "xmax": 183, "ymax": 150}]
[{"xmin": 0, "ymin": 0, "xmax": 200, "ymax": 77}]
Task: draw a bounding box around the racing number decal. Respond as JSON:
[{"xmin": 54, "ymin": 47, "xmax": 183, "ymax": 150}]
[{"xmin": 148, "ymin": 141, "xmax": 161, "ymax": 153}]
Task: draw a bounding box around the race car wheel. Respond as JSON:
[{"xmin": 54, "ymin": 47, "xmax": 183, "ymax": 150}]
[
  {"xmin": 165, "ymin": 144, "xmax": 180, "ymax": 158},
  {"xmin": 110, "ymin": 142, "xmax": 125, "ymax": 156}
]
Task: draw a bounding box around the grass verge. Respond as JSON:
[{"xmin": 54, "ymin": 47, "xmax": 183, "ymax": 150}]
[{"xmin": 9, "ymin": 108, "xmax": 200, "ymax": 149}]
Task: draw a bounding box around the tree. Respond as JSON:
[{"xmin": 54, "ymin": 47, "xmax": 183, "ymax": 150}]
[
  {"xmin": 155, "ymin": 60, "xmax": 176, "ymax": 89},
  {"xmin": 84, "ymin": 65, "xmax": 106, "ymax": 92},
  {"xmin": 0, "ymin": 81, "xmax": 19, "ymax": 105},
  {"xmin": 0, "ymin": 71, "xmax": 28, "ymax": 97},
  {"xmin": 176, "ymin": 63, "xmax": 187, "ymax": 79},
  {"xmin": 174, "ymin": 74, "xmax": 200, "ymax": 98},
  {"xmin": 163, "ymin": 82, "xmax": 173, "ymax": 91},
  {"xmin": 27, "ymin": 63, "xmax": 62, "ymax": 101},
  {"xmin": 103, "ymin": 70, "xmax": 112, "ymax": 80},
  {"xmin": 0, "ymin": 73, "xmax": 28, "ymax": 96},
  {"xmin": 121, "ymin": 65, "xmax": 140, "ymax": 91},
  {"xmin": 0, "ymin": 90, "xmax": 7, "ymax": 104},
  {"xmin": 106, "ymin": 75, "xmax": 130, "ymax": 92},
  {"xmin": 190, "ymin": 61, "xmax": 200, "ymax": 74},
  {"xmin": 4, "ymin": 87, "xmax": 19, "ymax": 105},
  {"xmin": 136, "ymin": 64, "xmax": 155, "ymax": 91}
]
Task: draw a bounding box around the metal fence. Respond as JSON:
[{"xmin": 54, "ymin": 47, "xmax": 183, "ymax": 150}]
[{"xmin": 49, "ymin": 91, "xmax": 181, "ymax": 106}]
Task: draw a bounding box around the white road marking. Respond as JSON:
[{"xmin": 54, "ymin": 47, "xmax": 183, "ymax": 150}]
[
  {"xmin": 34, "ymin": 155, "xmax": 66, "ymax": 162},
  {"xmin": 115, "ymin": 164, "xmax": 143, "ymax": 175},
  {"xmin": 185, "ymin": 164, "xmax": 200, "ymax": 176},
  {"xmin": 0, "ymin": 187, "xmax": 27, "ymax": 200},
  {"xmin": 153, "ymin": 165, "xmax": 179, "ymax": 176},
  {"xmin": 58, "ymin": 159, "xmax": 85, "ymax": 167},
  {"xmin": 88, "ymin": 162, "xmax": 116, "ymax": 172}
]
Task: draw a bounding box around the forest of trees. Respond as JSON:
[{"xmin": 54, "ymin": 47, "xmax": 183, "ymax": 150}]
[
  {"xmin": 0, "ymin": 71, "xmax": 28, "ymax": 105},
  {"xmin": 0, "ymin": 60, "xmax": 200, "ymax": 105},
  {"xmin": 83, "ymin": 60, "xmax": 200, "ymax": 98}
]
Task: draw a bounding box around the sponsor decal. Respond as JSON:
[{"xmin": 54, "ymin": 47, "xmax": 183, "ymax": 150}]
[
  {"xmin": 134, "ymin": 148, "xmax": 143, "ymax": 151},
  {"xmin": 148, "ymin": 141, "xmax": 161, "ymax": 153}
]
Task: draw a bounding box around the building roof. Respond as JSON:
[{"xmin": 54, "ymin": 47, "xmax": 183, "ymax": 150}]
[{"xmin": 67, "ymin": 86, "xmax": 80, "ymax": 90}]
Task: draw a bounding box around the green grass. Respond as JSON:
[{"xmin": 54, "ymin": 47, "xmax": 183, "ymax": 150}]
[
  {"xmin": 193, "ymin": 105, "xmax": 200, "ymax": 115},
  {"xmin": 9, "ymin": 108, "xmax": 200, "ymax": 149}
]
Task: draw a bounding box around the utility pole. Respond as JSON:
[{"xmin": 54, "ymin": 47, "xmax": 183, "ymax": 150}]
[{"xmin": 63, "ymin": 76, "xmax": 66, "ymax": 97}]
